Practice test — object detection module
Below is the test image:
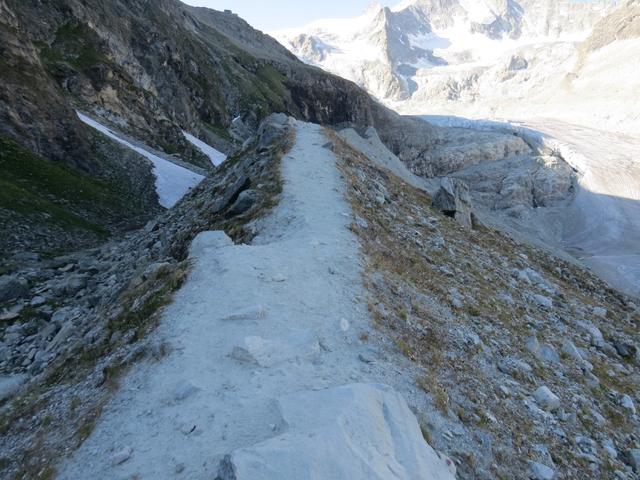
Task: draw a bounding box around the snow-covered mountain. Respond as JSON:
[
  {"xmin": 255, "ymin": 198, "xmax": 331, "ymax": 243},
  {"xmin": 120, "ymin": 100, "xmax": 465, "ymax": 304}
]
[{"xmin": 274, "ymin": 0, "xmax": 639, "ymax": 133}]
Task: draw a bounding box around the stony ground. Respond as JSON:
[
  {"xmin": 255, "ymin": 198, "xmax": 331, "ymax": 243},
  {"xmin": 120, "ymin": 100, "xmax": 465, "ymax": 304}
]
[
  {"xmin": 2, "ymin": 115, "xmax": 639, "ymax": 479},
  {"xmin": 330, "ymin": 129, "xmax": 640, "ymax": 479},
  {"xmin": 0, "ymin": 116, "xmax": 292, "ymax": 479}
]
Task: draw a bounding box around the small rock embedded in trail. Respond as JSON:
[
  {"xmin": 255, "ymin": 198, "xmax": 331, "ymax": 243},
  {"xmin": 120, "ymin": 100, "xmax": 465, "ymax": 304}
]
[
  {"xmin": 110, "ymin": 446, "xmax": 133, "ymax": 466},
  {"xmin": 221, "ymin": 305, "xmax": 266, "ymax": 322}
]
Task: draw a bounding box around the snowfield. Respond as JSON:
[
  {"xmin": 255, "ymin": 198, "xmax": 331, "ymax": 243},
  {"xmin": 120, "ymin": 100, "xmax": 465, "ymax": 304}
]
[
  {"xmin": 57, "ymin": 121, "xmax": 456, "ymax": 480},
  {"xmin": 77, "ymin": 112, "xmax": 204, "ymax": 208},
  {"xmin": 182, "ymin": 131, "xmax": 227, "ymax": 166}
]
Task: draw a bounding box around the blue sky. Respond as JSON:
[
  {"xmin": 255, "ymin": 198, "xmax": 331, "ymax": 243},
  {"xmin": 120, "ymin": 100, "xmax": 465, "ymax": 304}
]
[{"xmin": 180, "ymin": 0, "xmax": 397, "ymax": 31}]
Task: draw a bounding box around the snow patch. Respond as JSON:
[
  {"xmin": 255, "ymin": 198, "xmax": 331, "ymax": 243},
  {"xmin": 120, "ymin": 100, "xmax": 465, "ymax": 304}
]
[
  {"xmin": 182, "ymin": 131, "xmax": 226, "ymax": 166},
  {"xmin": 76, "ymin": 112, "xmax": 204, "ymax": 208}
]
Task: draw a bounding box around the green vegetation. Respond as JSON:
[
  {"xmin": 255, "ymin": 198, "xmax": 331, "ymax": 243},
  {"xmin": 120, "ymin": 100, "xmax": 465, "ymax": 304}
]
[
  {"xmin": 110, "ymin": 263, "xmax": 190, "ymax": 340},
  {"xmin": 40, "ymin": 21, "xmax": 107, "ymax": 73},
  {"xmin": 0, "ymin": 135, "xmax": 147, "ymax": 256}
]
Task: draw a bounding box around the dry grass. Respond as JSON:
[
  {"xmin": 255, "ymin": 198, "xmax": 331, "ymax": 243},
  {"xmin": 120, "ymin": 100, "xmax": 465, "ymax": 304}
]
[{"xmin": 326, "ymin": 127, "xmax": 640, "ymax": 478}]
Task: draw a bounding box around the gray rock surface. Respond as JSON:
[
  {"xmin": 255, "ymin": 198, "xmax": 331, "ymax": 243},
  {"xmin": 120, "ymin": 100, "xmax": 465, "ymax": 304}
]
[
  {"xmin": 216, "ymin": 384, "xmax": 456, "ymax": 480},
  {"xmin": 0, "ymin": 276, "xmax": 29, "ymax": 303},
  {"xmin": 432, "ymin": 177, "xmax": 475, "ymax": 228}
]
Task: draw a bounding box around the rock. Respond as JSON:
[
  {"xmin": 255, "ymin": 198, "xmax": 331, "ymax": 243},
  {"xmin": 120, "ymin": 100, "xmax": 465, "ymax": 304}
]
[
  {"xmin": 529, "ymin": 461, "xmax": 555, "ymax": 480},
  {"xmin": 228, "ymin": 189, "xmax": 258, "ymax": 217},
  {"xmin": 592, "ymin": 307, "xmax": 607, "ymax": 318},
  {"xmin": 0, "ymin": 374, "xmax": 28, "ymax": 402},
  {"xmin": 189, "ymin": 231, "xmax": 234, "ymax": 259},
  {"xmin": 63, "ymin": 274, "xmax": 88, "ymax": 295},
  {"xmin": 432, "ymin": 177, "xmax": 475, "ymax": 229},
  {"xmin": 340, "ymin": 318, "xmax": 350, "ymax": 332},
  {"xmin": 577, "ymin": 321, "xmax": 605, "ymax": 348},
  {"xmin": 561, "ymin": 340, "xmax": 584, "ymax": 362},
  {"xmin": 47, "ymin": 321, "xmax": 74, "ymax": 351},
  {"xmin": 533, "ymin": 386, "xmax": 560, "ymax": 411},
  {"xmin": 39, "ymin": 322, "xmax": 60, "ymax": 340},
  {"xmin": 613, "ymin": 341, "xmax": 637, "ymax": 359},
  {"xmin": 538, "ymin": 344, "xmax": 560, "ymax": 364},
  {"xmin": 0, "ymin": 309, "xmax": 20, "ymax": 322},
  {"xmin": 602, "ymin": 439, "xmax": 618, "ymax": 459},
  {"xmin": 229, "ymin": 116, "xmax": 254, "ymax": 142},
  {"xmin": 111, "ymin": 446, "xmax": 133, "ymax": 466},
  {"xmin": 498, "ymin": 356, "xmax": 532, "ymax": 378},
  {"xmin": 221, "ymin": 305, "xmax": 267, "ymax": 322},
  {"xmin": 0, "ymin": 276, "xmax": 29, "ymax": 303},
  {"xmin": 622, "ymin": 449, "xmax": 640, "ymax": 472},
  {"xmin": 230, "ymin": 331, "xmax": 320, "ymax": 368},
  {"xmin": 30, "ymin": 296, "xmax": 46, "ymax": 307},
  {"xmin": 358, "ymin": 353, "xmax": 374, "ymax": 364},
  {"xmin": 257, "ymin": 113, "xmax": 289, "ymax": 150},
  {"xmin": 584, "ymin": 371, "xmax": 600, "ymax": 388},
  {"xmin": 142, "ymin": 262, "xmax": 172, "ymax": 280},
  {"xmin": 525, "ymin": 334, "xmax": 560, "ymax": 364},
  {"xmin": 620, "ymin": 395, "xmax": 636, "ymax": 415},
  {"xmin": 172, "ymin": 381, "xmax": 200, "ymax": 403},
  {"xmin": 525, "ymin": 334, "xmax": 540, "ymax": 354},
  {"xmin": 215, "ymin": 384, "xmax": 456, "ymax": 480},
  {"xmin": 354, "ymin": 216, "xmax": 369, "ymax": 230},
  {"xmin": 532, "ymin": 294, "xmax": 553, "ymax": 309}
]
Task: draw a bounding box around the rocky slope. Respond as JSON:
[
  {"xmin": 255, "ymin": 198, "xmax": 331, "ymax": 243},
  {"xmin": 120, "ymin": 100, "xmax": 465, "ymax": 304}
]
[
  {"xmin": 331, "ymin": 128, "xmax": 640, "ymax": 479},
  {"xmin": 2, "ymin": 113, "xmax": 638, "ymax": 479}
]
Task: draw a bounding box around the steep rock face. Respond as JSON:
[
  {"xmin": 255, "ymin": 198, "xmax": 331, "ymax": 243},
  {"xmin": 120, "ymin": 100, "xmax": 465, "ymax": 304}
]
[
  {"xmin": 1, "ymin": 0, "xmax": 433, "ymax": 172},
  {"xmin": 0, "ymin": 0, "xmax": 446, "ymax": 258}
]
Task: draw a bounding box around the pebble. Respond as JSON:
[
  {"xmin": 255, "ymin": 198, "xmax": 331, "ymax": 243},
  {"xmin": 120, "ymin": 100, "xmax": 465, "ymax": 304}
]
[{"xmin": 110, "ymin": 446, "xmax": 132, "ymax": 466}]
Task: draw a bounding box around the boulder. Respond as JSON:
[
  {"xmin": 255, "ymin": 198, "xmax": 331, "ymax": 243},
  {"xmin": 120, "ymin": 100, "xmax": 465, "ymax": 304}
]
[
  {"xmin": 0, "ymin": 374, "xmax": 28, "ymax": 402},
  {"xmin": 533, "ymin": 386, "xmax": 560, "ymax": 411},
  {"xmin": 0, "ymin": 276, "xmax": 29, "ymax": 303},
  {"xmin": 432, "ymin": 177, "xmax": 475, "ymax": 229},
  {"xmin": 529, "ymin": 461, "xmax": 555, "ymax": 480},
  {"xmin": 228, "ymin": 190, "xmax": 259, "ymax": 217},
  {"xmin": 257, "ymin": 113, "xmax": 290, "ymax": 150},
  {"xmin": 216, "ymin": 384, "xmax": 456, "ymax": 480}
]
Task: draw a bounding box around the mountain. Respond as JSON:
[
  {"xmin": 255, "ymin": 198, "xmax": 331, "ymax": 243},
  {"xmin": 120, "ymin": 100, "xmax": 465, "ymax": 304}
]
[
  {"xmin": 274, "ymin": 0, "xmax": 639, "ymax": 133},
  {"xmin": 0, "ymin": 0, "xmax": 444, "ymax": 259}
]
